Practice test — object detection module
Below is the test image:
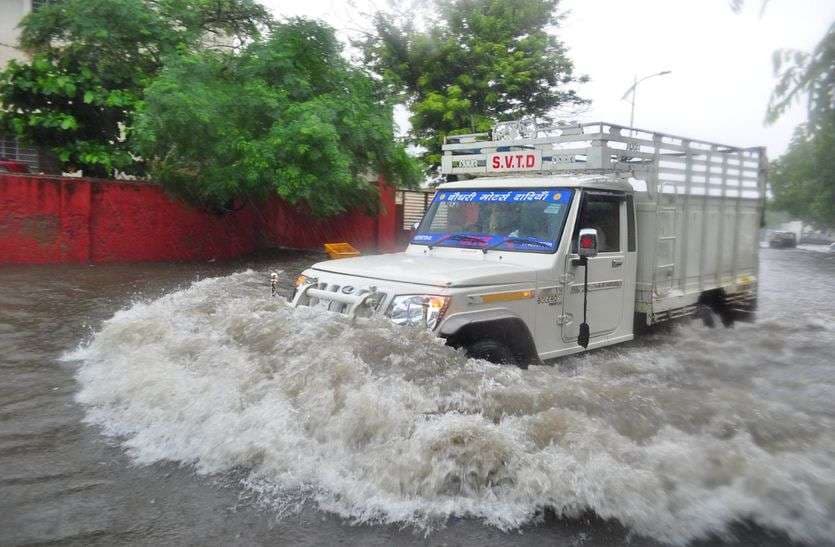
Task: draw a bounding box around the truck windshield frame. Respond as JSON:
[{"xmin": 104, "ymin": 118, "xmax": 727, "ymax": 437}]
[{"xmin": 412, "ymin": 188, "xmax": 574, "ymax": 254}]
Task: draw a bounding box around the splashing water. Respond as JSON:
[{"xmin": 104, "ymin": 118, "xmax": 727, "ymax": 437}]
[{"xmin": 65, "ymin": 269, "xmax": 835, "ymax": 545}]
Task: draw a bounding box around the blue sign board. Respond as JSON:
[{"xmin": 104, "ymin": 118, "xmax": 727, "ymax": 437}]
[{"xmin": 435, "ymin": 189, "xmax": 568, "ymax": 204}]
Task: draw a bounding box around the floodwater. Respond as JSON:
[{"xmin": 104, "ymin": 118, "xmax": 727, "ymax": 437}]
[{"xmin": 1, "ymin": 247, "xmax": 834, "ymax": 546}]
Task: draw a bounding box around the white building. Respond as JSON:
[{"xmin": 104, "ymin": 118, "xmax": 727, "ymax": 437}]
[
  {"xmin": 0, "ymin": 0, "xmax": 58, "ymax": 171},
  {"xmin": 0, "ymin": 0, "xmax": 50, "ymax": 66}
]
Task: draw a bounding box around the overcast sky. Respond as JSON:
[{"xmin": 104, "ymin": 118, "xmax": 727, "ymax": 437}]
[{"xmin": 261, "ymin": 0, "xmax": 835, "ymax": 157}]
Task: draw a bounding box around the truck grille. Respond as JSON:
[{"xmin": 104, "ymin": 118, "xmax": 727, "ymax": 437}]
[{"xmin": 307, "ymin": 282, "xmax": 388, "ymax": 315}]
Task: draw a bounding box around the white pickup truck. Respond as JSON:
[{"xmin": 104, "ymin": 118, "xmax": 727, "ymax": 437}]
[{"xmin": 289, "ymin": 120, "xmax": 765, "ymax": 367}]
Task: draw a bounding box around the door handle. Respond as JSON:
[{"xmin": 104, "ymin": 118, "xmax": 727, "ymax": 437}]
[{"xmin": 611, "ymin": 257, "xmax": 624, "ymax": 267}]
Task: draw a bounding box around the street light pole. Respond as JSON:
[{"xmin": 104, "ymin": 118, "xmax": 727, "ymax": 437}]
[{"xmin": 621, "ymin": 70, "xmax": 671, "ymax": 128}]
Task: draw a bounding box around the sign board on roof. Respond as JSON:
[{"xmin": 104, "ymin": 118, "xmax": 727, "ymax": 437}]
[{"xmin": 487, "ymin": 150, "xmax": 542, "ymax": 172}]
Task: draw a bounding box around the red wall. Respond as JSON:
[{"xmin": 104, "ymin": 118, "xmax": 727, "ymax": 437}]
[
  {"xmin": 376, "ymin": 182, "xmax": 397, "ymax": 252},
  {"xmin": 259, "ymin": 180, "xmax": 398, "ymax": 253},
  {"xmin": 0, "ymin": 173, "xmax": 397, "ymax": 264},
  {"xmin": 89, "ymin": 181, "xmax": 258, "ymax": 263},
  {"xmin": 0, "ymin": 175, "xmax": 93, "ymax": 264}
]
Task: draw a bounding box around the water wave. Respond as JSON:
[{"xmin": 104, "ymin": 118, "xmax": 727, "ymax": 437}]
[{"xmin": 65, "ymin": 270, "xmax": 835, "ymax": 545}]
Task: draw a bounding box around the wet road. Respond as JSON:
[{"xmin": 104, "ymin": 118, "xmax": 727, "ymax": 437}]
[{"xmin": 1, "ymin": 247, "xmax": 833, "ymax": 546}]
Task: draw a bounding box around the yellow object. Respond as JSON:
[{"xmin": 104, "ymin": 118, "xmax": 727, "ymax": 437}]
[
  {"xmin": 324, "ymin": 242, "xmax": 361, "ymax": 260},
  {"xmin": 478, "ymin": 289, "xmax": 535, "ymax": 303},
  {"xmin": 294, "ymin": 274, "xmax": 309, "ymax": 287}
]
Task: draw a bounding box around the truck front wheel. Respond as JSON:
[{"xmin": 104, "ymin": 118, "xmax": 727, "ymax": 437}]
[{"xmin": 465, "ymin": 339, "xmax": 528, "ymax": 369}]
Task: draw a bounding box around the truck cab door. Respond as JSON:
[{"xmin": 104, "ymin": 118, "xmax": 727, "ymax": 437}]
[{"xmin": 561, "ymin": 192, "xmax": 627, "ymax": 344}]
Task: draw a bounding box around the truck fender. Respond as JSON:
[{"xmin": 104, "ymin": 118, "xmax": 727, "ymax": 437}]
[{"xmin": 439, "ymin": 310, "xmax": 540, "ymax": 365}]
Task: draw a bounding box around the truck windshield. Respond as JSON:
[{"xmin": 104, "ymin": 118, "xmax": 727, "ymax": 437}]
[{"xmin": 412, "ymin": 188, "xmax": 573, "ymax": 253}]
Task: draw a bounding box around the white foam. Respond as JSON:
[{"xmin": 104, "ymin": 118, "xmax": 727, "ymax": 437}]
[{"xmin": 64, "ymin": 270, "xmax": 835, "ymax": 545}]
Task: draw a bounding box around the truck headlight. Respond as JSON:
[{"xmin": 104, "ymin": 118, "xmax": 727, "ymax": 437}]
[
  {"xmin": 291, "ymin": 274, "xmax": 317, "ymax": 301},
  {"xmin": 387, "ymin": 295, "xmax": 450, "ymax": 330}
]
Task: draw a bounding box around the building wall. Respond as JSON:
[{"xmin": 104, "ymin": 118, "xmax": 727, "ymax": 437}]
[
  {"xmin": 0, "ymin": 0, "xmax": 30, "ymax": 68},
  {"xmin": 1, "ymin": 0, "xmax": 55, "ymax": 173},
  {"xmin": 0, "ymin": 173, "xmax": 398, "ymax": 264}
]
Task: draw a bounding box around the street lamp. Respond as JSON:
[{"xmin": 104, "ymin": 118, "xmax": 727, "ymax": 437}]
[{"xmin": 621, "ymin": 70, "xmax": 672, "ymax": 129}]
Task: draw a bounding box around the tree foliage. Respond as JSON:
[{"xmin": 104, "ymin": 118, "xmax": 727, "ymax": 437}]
[
  {"xmin": 767, "ymin": 22, "xmax": 835, "ymax": 132},
  {"xmin": 358, "ymin": 0, "xmax": 586, "ymax": 167},
  {"xmin": 769, "ymin": 113, "xmax": 835, "ymax": 228},
  {"xmin": 731, "ymin": 2, "xmax": 835, "ymax": 227},
  {"xmin": 133, "ymin": 19, "xmax": 421, "ymax": 216},
  {"xmin": 765, "ymin": 18, "xmax": 835, "ymax": 227},
  {"xmin": 0, "ymin": 0, "xmax": 270, "ymax": 176}
]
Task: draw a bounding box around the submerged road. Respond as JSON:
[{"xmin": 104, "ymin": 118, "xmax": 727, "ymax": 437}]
[{"xmin": 1, "ymin": 247, "xmax": 833, "ymax": 546}]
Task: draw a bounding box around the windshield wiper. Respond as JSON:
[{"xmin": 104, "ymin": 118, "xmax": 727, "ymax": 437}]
[
  {"xmin": 483, "ymin": 236, "xmax": 551, "ymax": 253},
  {"xmin": 427, "ymin": 233, "xmax": 486, "ymax": 250}
]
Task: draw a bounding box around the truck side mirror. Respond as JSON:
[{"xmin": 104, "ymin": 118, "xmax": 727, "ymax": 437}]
[
  {"xmin": 412, "ymin": 221, "xmax": 420, "ymax": 231},
  {"xmin": 577, "ymin": 228, "xmax": 599, "ymax": 258}
]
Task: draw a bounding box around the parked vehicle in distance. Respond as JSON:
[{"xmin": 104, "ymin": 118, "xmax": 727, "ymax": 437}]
[
  {"xmin": 0, "ymin": 158, "xmax": 30, "ymax": 174},
  {"xmin": 769, "ymin": 231, "xmax": 797, "ymax": 249},
  {"xmin": 799, "ymin": 232, "xmax": 833, "ymax": 245},
  {"xmin": 288, "ymin": 120, "xmax": 765, "ymax": 367}
]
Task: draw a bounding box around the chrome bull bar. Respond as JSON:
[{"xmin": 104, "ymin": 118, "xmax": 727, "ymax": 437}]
[{"xmin": 290, "ymin": 283, "xmax": 383, "ymax": 320}]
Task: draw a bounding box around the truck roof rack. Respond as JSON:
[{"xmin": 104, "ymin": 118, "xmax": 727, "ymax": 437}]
[{"xmin": 441, "ymin": 120, "xmax": 766, "ymax": 200}]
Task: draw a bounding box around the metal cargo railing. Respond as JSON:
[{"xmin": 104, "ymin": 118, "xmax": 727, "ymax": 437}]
[{"xmin": 441, "ymin": 120, "xmax": 767, "ymax": 202}]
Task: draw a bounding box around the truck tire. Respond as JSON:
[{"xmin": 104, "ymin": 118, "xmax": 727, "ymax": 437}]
[
  {"xmin": 717, "ymin": 307, "xmax": 735, "ymax": 328},
  {"xmin": 465, "ymin": 339, "xmax": 528, "ymax": 369},
  {"xmin": 698, "ymin": 304, "xmax": 716, "ymax": 328}
]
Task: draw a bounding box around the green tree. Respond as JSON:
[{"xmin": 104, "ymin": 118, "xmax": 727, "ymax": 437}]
[
  {"xmin": 766, "ymin": 21, "xmax": 835, "ymax": 227},
  {"xmin": 358, "ymin": 0, "xmax": 586, "ymax": 167},
  {"xmin": 732, "ymin": 3, "xmax": 835, "ymax": 228},
  {"xmin": 0, "ymin": 0, "xmax": 270, "ymax": 177},
  {"xmin": 767, "ymin": 22, "xmax": 835, "ymax": 131},
  {"xmin": 133, "ymin": 19, "xmax": 421, "ymax": 216},
  {"xmin": 769, "ymin": 114, "xmax": 835, "ymax": 228}
]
